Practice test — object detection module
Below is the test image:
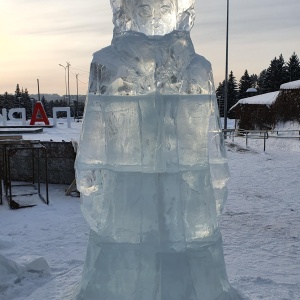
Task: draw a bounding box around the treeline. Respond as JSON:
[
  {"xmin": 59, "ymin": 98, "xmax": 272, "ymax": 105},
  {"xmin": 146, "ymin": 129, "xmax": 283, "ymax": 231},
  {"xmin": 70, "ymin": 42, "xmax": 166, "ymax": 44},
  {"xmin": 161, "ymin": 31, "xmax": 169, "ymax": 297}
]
[
  {"xmin": 0, "ymin": 84, "xmax": 85, "ymax": 119},
  {"xmin": 216, "ymin": 52, "xmax": 300, "ymax": 116}
]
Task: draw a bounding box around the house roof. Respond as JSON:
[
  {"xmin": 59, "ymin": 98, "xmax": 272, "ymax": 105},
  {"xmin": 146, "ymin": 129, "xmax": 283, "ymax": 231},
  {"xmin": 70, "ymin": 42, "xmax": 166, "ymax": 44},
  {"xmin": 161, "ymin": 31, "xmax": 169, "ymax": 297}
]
[
  {"xmin": 280, "ymin": 80, "xmax": 300, "ymax": 90},
  {"xmin": 230, "ymin": 91, "xmax": 279, "ymax": 111}
]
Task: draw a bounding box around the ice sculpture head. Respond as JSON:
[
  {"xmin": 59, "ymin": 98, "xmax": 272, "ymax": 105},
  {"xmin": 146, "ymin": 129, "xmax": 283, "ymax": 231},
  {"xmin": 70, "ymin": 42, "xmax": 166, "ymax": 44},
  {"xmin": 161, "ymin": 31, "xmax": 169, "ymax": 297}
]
[
  {"xmin": 110, "ymin": 0, "xmax": 195, "ymax": 36},
  {"xmin": 131, "ymin": 0, "xmax": 177, "ymax": 36}
]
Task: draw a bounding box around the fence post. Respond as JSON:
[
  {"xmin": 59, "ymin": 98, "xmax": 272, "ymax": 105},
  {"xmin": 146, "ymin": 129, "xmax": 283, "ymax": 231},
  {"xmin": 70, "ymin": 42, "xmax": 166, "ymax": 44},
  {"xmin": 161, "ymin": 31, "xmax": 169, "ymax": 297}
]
[
  {"xmin": 263, "ymin": 132, "xmax": 266, "ymax": 152},
  {"xmin": 246, "ymin": 132, "xmax": 248, "ymax": 147}
]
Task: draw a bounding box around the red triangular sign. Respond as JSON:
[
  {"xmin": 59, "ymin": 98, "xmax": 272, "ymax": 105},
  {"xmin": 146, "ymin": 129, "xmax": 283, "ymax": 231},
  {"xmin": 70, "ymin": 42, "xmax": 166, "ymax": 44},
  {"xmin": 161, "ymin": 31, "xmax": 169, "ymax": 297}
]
[{"xmin": 30, "ymin": 101, "xmax": 50, "ymax": 125}]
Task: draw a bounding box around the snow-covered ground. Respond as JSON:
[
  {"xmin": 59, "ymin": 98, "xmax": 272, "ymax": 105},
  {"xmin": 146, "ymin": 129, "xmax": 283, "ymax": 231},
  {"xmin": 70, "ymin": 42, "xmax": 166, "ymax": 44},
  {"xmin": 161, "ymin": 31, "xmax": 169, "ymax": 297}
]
[
  {"xmin": 1, "ymin": 120, "xmax": 300, "ymax": 299},
  {"xmin": 0, "ymin": 118, "xmax": 83, "ymax": 143}
]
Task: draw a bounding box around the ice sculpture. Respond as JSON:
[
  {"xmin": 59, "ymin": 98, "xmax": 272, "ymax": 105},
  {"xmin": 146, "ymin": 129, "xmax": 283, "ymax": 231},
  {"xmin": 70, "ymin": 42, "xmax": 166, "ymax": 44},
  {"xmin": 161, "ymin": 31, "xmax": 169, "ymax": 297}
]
[{"xmin": 75, "ymin": 0, "xmax": 243, "ymax": 299}]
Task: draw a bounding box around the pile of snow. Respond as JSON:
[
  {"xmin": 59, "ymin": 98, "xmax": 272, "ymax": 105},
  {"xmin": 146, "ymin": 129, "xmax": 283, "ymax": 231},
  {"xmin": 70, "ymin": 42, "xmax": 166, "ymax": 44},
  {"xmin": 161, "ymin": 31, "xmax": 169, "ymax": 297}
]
[
  {"xmin": 280, "ymin": 80, "xmax": 300, "ymax": 90},
  {"xmin": 0, "ymin": 253, "xmax": 49, "ymax": 294}
]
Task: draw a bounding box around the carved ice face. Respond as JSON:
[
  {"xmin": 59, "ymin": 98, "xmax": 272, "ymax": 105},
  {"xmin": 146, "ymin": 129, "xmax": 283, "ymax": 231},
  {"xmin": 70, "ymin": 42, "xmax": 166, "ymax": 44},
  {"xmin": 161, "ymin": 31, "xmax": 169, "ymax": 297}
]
[{"xmin": 131, "ymin": 0, "xmax": 177, "ymax": 35}]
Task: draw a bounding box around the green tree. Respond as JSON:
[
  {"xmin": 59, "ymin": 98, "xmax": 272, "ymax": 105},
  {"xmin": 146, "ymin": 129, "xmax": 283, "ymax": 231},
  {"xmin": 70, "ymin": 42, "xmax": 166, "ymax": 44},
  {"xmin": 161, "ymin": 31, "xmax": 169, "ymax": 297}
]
[
  {"xmin": 216, "ymin": 80, "xmax": 225, "ymax": 117},
  {"xmin": 0, "ymin": 94, "xmax": 4, "ymax": 110},
  {"xmin": 287, "ymin": 52, "xmax": 300, "ymax": 81},
  {"xmin": 227, "ymin": 71, "xmax": 239, "ymax": 110},
  {"xmin": 257, "ymin": 69, "xmax": 267, "ymax": 94},
  {"xmin": 3, "ymin": 92, "xmax": 14, "ymax": 110},
  {"xmin": 238, "ymin": 70, "xmax": 253, "ymax": 99},
  {"xmin": 263, "ymin": 54, "xmax": 289, "ymax": 93},
  {"xmin": 41, "ymin": 96, "xmax": 52, "ymax": 117},
  {"xmin": 216, "ymin": 71, "xmax": 238, "ymax": 115},
  {"xmin": 15, "ymin": 84, "xmax": 21, "ymax": 98},
  {"xmin": 250, "ymin": 74, "xmax": 258, "ymax": 89},
  {"xmin": 22, "ymin": 88, "xmax": 33, "ymax": 118},
  {"xmin": 14, "ymin": 84, "xmax": 22, "ymax": 109}
]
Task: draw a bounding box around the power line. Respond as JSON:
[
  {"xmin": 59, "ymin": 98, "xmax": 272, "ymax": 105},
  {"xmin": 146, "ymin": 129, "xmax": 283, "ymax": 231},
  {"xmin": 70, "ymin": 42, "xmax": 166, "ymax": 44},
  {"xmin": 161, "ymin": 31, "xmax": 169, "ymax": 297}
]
[
  {"xmin": 78, "ymin": 78, "xmax": 89, "ymax": 85},
  {"xmin": 70, "ymin": 70, "xmax": 89, "ymax": 84},
  {"xmin": 70, "ymin": 66, "xmax": 89, "ymax": 73}
]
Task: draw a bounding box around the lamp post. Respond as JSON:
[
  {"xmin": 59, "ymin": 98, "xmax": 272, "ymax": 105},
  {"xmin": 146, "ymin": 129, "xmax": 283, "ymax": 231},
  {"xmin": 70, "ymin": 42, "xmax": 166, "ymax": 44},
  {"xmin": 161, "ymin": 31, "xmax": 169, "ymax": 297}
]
[
  {"xmin": 66, "ymin": 62, "xmax": 71, "ymax": 107},
  {"xmin": 59, "ymin": 64, "xmax": 68, "ymax": 102},
  {"xmin": 37, "ymin": 78, "xmax": 41, "ymax": 102},
  {"xmin": 224, "ymin": 0, "xmax": 229, "ymax": 137},
  {"xmin": 75, "ymin": 73, "xmax": 79, "ymax": 120}
]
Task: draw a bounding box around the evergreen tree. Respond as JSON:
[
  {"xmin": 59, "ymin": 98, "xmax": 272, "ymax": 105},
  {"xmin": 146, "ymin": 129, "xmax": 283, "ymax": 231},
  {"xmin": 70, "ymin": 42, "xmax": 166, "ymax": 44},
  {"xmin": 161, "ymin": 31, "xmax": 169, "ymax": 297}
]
[
  {"xmin": 22, "ymin": 88, "xmax": 33, "ymax": 119},
  {"xmin": 263, "ymin": 54, "xmax": 289, "ymax": 93},
  {"xmin": 41, "ymin": 96, "xmax": 51, "ymax": 116},
  {"xmin": 0, "ymin": 94, "xmax": 4, "ymax": 110},
  {"xmin": 287, "ymin": 52, "xmax": 300, "ymax": 81},
  {"xmin": 3, "ymin": 92, "xmax": 14, "ymax": 110},
  {"xmin": 257, "ymin": 69, "xmax": 268, "ymax": 94},
  {"xmin": 216, "ymin": 81, "xmax": 225, "ymax": 117},
  {"xmin": 238, "ymin": 70, "xmax": 253, "ymax": 99},
  {"xmin": 48, "ymin": 100, "xmax": 54, "ymax": 117},
  {"xmin": 250, "ymin": 74, "xmax": 258, "ymax": 89},
  {"xmin": 216, "ymin": 71, "xmax": 238, "ymax": 115},
  {"xmin": 14, "ymin": 84, "xmax": 22, "ymax": 109},
  {"xmin": 227, "ymin": 71, "xmax": 239, "ymax": 110},
  {"xmin": 76, "ymin": 101, "xmax": 85, "ymax": 118},
  {"xmin": 15, "ymin": 84, "xmax": 21, "ymax": 98}
]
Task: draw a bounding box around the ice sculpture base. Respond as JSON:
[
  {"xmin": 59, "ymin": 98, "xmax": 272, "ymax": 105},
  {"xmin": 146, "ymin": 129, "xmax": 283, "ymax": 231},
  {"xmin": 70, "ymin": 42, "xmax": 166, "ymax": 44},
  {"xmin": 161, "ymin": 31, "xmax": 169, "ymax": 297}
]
[{"xmin": 76, "ymin": 230, "xmax": 242, "ymax": 300}]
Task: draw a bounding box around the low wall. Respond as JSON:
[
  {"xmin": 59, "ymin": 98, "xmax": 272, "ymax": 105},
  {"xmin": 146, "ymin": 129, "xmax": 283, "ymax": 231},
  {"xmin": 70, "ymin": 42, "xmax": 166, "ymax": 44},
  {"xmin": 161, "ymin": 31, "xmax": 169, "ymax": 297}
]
[{"xmin": 0, "ymin": 141, "xmax": 76, "ymax": 185}]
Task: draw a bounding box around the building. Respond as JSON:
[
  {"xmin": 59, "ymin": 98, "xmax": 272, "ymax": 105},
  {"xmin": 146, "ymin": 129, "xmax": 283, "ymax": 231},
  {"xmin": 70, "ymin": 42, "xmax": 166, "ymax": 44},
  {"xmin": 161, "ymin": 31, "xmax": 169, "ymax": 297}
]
[{"xmin": 229, "ymin": 80, "xmax": 300, "ymax": 130}]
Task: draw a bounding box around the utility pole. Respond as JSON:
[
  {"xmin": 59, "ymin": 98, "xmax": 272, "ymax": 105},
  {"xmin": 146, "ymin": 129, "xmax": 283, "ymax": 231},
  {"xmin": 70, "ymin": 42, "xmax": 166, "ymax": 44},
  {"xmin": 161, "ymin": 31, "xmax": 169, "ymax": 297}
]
[
  {"xmin": 37, "ymin": 78, "xmax": 41, "ymax": 102},
  {"xmin": 75, "ymin": 73, "xmax": 79, "ymax": 120},
  {"xmin": 59, "ymin": 64, "xmax": 68, "ymax": 102},
  {"xmin": 67, "ymin": 62, "xmax": 71, "ymax": 107},
  {"xmin": 224, "ymin": 0, "xmax": 229, "ymax": 137}
]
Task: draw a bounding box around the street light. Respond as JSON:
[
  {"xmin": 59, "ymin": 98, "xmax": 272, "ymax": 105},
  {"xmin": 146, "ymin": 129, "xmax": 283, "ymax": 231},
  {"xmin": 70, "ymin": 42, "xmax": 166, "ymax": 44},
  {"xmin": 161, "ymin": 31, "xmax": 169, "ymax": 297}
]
[
  {"xmin": 66, "ymin": 62, "xmax": 71, "ymax": 107},
  {"xmin": 224, "ymin": 0, "xmax": 229, "ymax": 137},
  {"xmin": 75, "ymin": 73, "xmax": 79, "ymax": 120},
  {"xmin": 59, "ymin": 64, "xmax": 68, "ymax": 102}
]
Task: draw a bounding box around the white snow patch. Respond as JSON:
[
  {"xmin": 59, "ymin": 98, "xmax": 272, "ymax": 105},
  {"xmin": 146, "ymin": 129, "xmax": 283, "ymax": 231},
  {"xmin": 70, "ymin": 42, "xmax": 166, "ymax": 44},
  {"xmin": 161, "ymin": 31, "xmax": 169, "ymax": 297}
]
[
  {"xmin": 230, "ymin": 91, "xmax": 279, "ymax": 110},
  {"xmin": 280, "ymin": 80, "xmax": 300, "ymax": 90},
  {"xmin": 1, "ymin": 118, "xmax": 82, "ymax": 142},
  {"xmin": 245, "ymin": 87, "xmax": 257, "ymax": 93},
  {"xmin": 17, "ymin": 256, "xmax": 50, "ymax": 273}
]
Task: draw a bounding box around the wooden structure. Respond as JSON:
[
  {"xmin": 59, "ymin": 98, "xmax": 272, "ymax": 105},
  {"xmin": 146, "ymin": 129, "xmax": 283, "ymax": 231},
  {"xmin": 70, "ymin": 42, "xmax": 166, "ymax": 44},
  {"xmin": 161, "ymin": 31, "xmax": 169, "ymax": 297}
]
[{"xmin": 229, "ymin": 80, "xmax": 300, "ymax": 130}]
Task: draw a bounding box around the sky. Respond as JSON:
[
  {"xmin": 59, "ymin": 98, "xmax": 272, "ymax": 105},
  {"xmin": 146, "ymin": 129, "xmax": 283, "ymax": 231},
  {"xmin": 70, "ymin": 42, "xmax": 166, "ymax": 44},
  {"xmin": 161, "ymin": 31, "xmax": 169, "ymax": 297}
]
[{"xmin": 0, "ymin": 0, "xmax": 300, "ymax": 97}]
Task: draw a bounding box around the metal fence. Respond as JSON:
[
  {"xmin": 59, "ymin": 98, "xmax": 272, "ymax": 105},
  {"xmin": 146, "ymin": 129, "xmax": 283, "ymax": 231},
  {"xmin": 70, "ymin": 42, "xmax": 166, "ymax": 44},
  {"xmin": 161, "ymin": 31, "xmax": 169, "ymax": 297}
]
[{"xmin": 223, "ymin": 129, "xmax": 300, "ymax": 152}]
